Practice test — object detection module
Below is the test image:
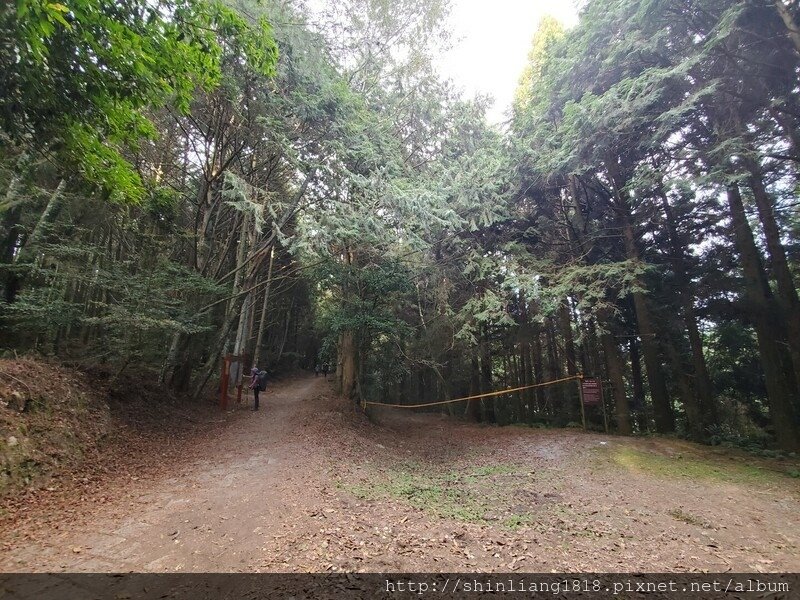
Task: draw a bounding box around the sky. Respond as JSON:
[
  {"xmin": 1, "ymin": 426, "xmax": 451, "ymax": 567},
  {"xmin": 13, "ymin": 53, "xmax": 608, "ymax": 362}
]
[{"xmin": 436, "ymin": 0, "xmax": 580, "ymax": 124}]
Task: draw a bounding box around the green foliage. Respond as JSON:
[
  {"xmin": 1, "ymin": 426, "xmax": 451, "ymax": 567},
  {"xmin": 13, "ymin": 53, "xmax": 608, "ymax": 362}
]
[
  {"xmin": 4, "ymin": 231, "xmax": 225, "ymax": 362},
  {"xmin": 609, "ymin": 447, "xmax": 791, "ymax": 485},
  {"xmin": 513, "ymin": 16, "xmax": 565, "ymax": 115},
  {"xmin": 541, "ymin": 260, "xmax": 653, "ymax": 318},
  {"xmin": 4, "ymin": 284, "xmax": 83, "ymax": 335},
  {"xmin": 315, "ymin": 260, "xmax": 413, "ymax": 337},
  {"xmin": 706, "ymin": 423, "xmax": 773, "ymax": 453},
  {"xmin": 3, "ymin": 0, "xmax": 278, "ymax": 202}
]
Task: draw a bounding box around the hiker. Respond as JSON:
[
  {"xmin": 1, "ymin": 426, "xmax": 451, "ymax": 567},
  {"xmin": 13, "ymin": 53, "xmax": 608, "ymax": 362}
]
[
  {"xmin": 315, "ymin": 363, "xmax": 321, "ymax": 377},
  {"xmin": 249, "ymin": 366, "xmax": 261, "ymax": 411},
  {"xmin": 322, "ymin": 362, "xmax": 329, "ymax": 380}
]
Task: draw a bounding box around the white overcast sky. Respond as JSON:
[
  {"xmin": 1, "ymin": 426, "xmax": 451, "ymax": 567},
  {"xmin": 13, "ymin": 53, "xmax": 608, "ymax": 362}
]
[{"xmin": 436, "ymin": 0, "xmax": 579, "ymax": 124}]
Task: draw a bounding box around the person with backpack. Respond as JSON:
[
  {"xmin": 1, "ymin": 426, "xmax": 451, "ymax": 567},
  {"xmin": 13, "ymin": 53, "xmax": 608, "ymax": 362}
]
[
  {"xmin": 249, "ymin": 366, "xmax": 268, "ymax": 411},
  {"xmin": 322, "ymin": 362, "xmax": 329, "ymax": 380}
]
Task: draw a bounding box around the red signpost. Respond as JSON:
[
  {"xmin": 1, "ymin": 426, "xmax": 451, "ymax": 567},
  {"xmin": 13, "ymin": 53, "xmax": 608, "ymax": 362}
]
[
  {"xmin": 579, "ymin": 377, "xmax": 608, "ymax": 432},
  {"xmin": 219, "ymin": 354, "xmax": 246, "ymax": 410},
  {"xmin": 581, "ymin": 378, "xmax": 602, "ymax": 405}
]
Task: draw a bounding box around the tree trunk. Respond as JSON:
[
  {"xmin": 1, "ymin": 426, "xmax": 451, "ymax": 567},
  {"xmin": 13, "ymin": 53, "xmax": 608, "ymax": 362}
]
[
  {"xmin": 600, "ymin": 323, "xmax": 631, "ymax": 435},
  {"xmin": 338, "ymin": 245, "xmax": 360, "ymax": 402},
  {"xmin": 339, "ymin": 330, "xmax": 358, "ymax": 400},
  {"xmin": 545, "ymin": 317, "xmax": 562, "ymax": 421},
  {"xmin": 1, "ymin": 172, "xmax": 24, "ymax": 265},
  {"xmin": 465, "ymin": 354, "xmax": 481, "ymax": 421},
  {"xmin": 743, "ymin": 156, "xmax": 800, "ymax": 396},
  {"xmin": 587, "ymin": 316, "xmax": 602, "ymax": 378},
  {"xmin": 775, "ymin": 0, "xmax": 800, "ymax": 55},
  {"xmin": 230, "ymin": 212, "xmax": 254, "ymax": 384},
  {"xmin": 620, "ymin": 214, "xmax": 675, "ymax": 432},
  {"xmin": 629, "ymin": 336, "xmax": 646, "ymax": 429},
  {"xmin": 276, "ymin": 300, "xmax": 294, "ymax": 363},
  {"xmin": 726, "ymin": 183, "xmax": 800, "ymax": 451},
  {"xmin": 519, "ymin": 342, "xmax": 531, "ymax": 420},
  {"xmin": 232, "ymin": 292, "xmax": 253, "ymax": 365},
  {"xmin": 559, "ymin": 300, "xmax": 579, "ymax": 423},
  {"xmin": 559, "ymin": 301, "xmax": 578, "ymax": 376},
  {"xmin": 252, "ymin": 246, "xmax": 275, "ymax": 368},
  {"xmin": 6, "ymin": 179, "xmax": 66, "ymax": 303},
  {"xmin": 518, "ymin": 295, "xmax": 534, "ymax": 419},
  {"xmin": 160, "ymin": 331, "xmax": 185, "ymax": 385},
  {"xmin": 606, "ymin": 158, "xmax": 674, "ymax": 433},
  {"xmin": 770, "ymin": 107, "xmax": 800, "ymax": 161},
  {"xmin": 1, "ymin": 207, "xmax": 23, "ymax": 304},
  {"xmin": 479, "ymin": 324, "xmax": 493, "ymax": 422},
  {"xmin": 664, "ymin": 335, "xmax": 703, "ymax": 440},
  {"xmin": 532, "ymin": 326, "xmax": 545, "ymax": 411},
  {"xmin": 657, "ymin": 187, "xmax": 717, "ymax": 430},
  {"xmin": 192, "ymin": 295, "xmax": 246, "ymax": 400}
]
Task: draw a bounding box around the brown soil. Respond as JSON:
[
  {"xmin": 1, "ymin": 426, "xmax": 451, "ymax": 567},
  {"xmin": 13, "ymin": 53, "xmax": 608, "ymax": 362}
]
[{"xmin": 0, "ymin": 374, "xmax": 798, "ymax": 572}]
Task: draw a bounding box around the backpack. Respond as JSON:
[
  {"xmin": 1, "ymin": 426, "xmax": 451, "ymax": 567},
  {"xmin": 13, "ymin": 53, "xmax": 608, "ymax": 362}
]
[{"xmin": 257, "ymin": 370, "xmax": 268, "ymax": 390}]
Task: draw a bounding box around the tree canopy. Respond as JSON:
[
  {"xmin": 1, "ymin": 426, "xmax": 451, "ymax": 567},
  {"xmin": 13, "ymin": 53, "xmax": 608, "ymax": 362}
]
[{"xmin": 2, "ymin": 0, "xmax": 800, "ymax": 451}]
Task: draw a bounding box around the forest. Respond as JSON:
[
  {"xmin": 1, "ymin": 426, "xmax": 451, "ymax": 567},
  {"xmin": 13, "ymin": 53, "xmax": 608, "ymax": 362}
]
[{"xmin": 2, "ymin": 0, "xmax": 800, "ymax": 454}]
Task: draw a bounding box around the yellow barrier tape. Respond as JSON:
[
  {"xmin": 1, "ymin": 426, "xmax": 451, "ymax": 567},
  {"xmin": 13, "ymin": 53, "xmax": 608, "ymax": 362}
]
[{"xmin": 363, "ymin": 374, "xmax": 583, "ymax": 409}]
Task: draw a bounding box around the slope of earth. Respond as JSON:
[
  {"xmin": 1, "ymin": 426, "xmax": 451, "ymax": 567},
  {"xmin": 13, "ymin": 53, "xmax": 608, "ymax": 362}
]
[
  {"xmin": 0, "ymin": 374, "xmax": 798, "ymax": 572},
  {"xmin": 1, "ymin": 358, "xmax": 112, "ymax": 497},
  {"xmin": 0, "ymin": 357, "xmax": 247, "ymax": 545}
]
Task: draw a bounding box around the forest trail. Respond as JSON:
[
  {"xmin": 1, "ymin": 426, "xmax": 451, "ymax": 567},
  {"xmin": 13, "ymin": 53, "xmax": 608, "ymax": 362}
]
[
  {"xmin": 1, "ymin": 375, "xmax": 329, "ymax": 572},
  {"xmin": 1, "ymin": 375, "xmax": 799, "ymax": 573}
]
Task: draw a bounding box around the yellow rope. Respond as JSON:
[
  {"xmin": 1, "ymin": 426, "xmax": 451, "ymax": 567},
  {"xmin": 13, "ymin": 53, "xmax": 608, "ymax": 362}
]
[{"xmin": 363, "ymin": 374, "xmax": 583, "ymax": 409}]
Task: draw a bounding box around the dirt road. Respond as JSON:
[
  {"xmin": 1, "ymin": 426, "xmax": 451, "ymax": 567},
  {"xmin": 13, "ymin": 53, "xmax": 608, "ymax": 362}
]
[
  {"xmin": 2, "ymin": 376, "xmax": 333, "ymax": 571},
  {"xmin": 1, "ymin": 375, "xmax": 798, "ymax": 572}
]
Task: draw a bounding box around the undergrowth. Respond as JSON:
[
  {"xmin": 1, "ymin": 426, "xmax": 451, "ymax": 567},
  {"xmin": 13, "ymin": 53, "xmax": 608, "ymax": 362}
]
[
  {"xmin": 610, "ymin": 447, "xmax": 796, "ymax": 485},
  {"xmin": 339, "ymin": 461, "xmax": 556, "ymax": 528}
]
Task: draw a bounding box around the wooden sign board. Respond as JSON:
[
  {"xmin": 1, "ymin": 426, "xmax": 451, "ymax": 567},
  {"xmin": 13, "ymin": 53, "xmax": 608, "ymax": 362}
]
[{"xmin": 581, "ymin": 377, "xmax": 602, "ymax": 405}]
